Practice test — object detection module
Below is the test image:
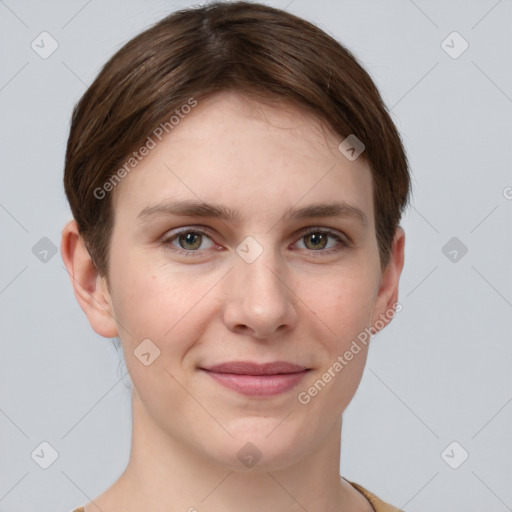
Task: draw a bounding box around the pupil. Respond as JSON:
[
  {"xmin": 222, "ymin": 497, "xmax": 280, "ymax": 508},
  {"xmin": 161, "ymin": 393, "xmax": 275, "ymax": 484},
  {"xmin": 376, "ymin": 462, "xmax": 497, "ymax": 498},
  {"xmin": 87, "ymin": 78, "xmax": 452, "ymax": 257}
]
[
  {"xmin": 180, "ymin": 232, "xmax": 201, "ymax": 249},
  {"xmin": 308, "ymin": 233, "xmax": 326, "ymax": 249}
]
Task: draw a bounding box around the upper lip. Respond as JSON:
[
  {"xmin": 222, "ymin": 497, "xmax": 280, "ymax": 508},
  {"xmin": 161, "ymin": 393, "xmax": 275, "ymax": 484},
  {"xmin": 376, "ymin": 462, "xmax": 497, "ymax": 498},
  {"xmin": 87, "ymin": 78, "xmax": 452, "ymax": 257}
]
[{"xmin": 201, "ymin": 361, "xmax": 309, "ymax": 375}]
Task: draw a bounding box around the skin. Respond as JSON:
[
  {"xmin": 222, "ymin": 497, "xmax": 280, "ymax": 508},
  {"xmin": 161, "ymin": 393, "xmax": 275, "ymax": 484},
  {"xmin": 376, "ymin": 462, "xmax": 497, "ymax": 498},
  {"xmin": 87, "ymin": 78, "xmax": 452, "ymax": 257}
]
[{"xmin": 61, "ymin": 90, "xmax": 405, "ymax": 512}]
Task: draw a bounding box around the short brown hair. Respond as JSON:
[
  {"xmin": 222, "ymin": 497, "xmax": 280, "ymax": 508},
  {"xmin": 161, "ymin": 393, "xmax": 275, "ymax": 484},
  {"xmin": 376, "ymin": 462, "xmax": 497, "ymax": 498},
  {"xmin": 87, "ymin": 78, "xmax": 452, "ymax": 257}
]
[{"xmin": 63, "ymin": 1, "xmax": 411, "ymax": 277}]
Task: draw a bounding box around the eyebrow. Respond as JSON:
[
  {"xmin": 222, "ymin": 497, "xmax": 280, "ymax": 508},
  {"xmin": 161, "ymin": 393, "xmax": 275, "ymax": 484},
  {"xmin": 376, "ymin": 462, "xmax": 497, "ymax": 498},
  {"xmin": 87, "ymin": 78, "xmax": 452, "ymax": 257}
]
[{"xmin": 137, "ymin": 199, "xmax": 367, "ymax": 227}]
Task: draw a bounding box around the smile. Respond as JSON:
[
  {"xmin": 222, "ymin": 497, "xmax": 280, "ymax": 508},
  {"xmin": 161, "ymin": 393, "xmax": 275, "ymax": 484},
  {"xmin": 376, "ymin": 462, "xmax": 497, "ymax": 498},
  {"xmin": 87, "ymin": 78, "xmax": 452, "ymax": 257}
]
[{"xmin": 200, "ymin": 361, "xmax": 311, "ymax": 397}]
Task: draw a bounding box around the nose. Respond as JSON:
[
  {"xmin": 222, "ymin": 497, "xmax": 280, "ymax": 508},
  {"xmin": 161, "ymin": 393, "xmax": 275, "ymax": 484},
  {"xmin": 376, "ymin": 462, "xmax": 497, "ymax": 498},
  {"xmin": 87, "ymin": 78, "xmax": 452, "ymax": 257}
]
[{"xmin": 222, "ymin": 248, "xmax": 298, "ymax": 339}]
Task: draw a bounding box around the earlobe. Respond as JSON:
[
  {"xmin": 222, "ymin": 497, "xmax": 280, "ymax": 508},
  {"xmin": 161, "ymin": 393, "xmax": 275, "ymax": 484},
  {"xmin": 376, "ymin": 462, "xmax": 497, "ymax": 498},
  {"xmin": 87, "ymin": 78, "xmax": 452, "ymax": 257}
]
[
  {"xmin": 60, "ymin": 220, "xmax": 119, "ymax": 338},
  {"xmin": 370, "ymin": 227, "xmax": 406, "ymax": 334}
]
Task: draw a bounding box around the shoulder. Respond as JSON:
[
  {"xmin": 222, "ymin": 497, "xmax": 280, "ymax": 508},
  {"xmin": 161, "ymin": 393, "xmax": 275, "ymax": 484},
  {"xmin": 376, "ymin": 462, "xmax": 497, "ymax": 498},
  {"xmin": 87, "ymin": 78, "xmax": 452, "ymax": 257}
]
[
  {"xmin": 71, "ymin": 508, "xmax": 85, "ymax": 512},
  {"xmin": 345, "ymin": 479, "xmax": 404, "ymax": 512}
]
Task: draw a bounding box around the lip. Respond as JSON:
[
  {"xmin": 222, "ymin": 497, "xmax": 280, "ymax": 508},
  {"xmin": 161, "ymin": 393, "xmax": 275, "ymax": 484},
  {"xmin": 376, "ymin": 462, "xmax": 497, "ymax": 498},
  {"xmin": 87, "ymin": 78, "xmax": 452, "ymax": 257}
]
[{"xmin": 200, "ymin": 361, "xmax": 310, "ymax": 397}]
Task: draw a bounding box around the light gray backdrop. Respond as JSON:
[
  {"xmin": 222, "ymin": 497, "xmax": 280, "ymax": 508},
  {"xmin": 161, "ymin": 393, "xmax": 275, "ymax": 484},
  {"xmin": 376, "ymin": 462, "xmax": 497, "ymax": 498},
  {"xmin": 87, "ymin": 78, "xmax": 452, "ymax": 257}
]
[{"xmin": 0, "ymin": 0, "xmax": 511, "ymax": 511}]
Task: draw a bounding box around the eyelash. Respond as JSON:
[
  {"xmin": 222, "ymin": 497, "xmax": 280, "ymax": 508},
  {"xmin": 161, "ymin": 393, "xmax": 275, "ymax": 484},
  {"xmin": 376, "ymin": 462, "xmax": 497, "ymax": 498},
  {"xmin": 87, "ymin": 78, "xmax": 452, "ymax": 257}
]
[{"xmin": 161, "ymin": 226, "xmax": 350, "ymax": 258}]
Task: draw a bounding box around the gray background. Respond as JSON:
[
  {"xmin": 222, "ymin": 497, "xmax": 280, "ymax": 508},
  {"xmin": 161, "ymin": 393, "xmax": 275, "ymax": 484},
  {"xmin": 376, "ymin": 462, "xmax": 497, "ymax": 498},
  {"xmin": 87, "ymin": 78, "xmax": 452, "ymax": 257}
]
[{"xmin": 1, "ymin": 0, "xmax": 511, "ymax": 511}]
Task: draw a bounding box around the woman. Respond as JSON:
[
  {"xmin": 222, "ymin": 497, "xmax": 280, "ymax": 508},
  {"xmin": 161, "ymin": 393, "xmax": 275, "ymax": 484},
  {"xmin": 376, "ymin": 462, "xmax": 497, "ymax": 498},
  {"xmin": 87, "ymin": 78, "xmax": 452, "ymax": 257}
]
[{"xmin": 61, "ymin": 2, "xmax": 410, "ymax": 511}]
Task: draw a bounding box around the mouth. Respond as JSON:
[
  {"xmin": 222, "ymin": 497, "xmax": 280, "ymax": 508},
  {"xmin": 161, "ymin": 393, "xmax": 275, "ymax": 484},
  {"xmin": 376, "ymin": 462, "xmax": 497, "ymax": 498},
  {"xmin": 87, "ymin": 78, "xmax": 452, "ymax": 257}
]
[{"xmin": 199, "ymin": 361, "xmax": 311, "ymax": 397}]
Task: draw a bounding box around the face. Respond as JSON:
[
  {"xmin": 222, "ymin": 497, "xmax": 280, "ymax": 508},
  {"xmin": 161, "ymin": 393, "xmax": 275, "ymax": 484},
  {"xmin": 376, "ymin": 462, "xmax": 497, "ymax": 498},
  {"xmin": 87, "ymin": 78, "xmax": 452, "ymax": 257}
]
[{"xmin": 95, "ymin": 91, "xmax": 401, "ymax": 470}]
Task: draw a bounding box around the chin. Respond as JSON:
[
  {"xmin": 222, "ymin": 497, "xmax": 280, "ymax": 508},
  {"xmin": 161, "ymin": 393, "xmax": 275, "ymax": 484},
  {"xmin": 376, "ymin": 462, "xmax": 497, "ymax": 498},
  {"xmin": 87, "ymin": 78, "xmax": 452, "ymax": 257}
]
[{"xmin": 203, "ymin": 424, "xmax": 311, "ymax": 472}]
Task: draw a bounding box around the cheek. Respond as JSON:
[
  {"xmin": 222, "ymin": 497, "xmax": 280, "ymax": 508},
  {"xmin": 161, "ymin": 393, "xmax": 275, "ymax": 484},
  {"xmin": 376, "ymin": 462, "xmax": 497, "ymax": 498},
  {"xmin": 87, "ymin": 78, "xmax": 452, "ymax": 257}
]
[
  {"xmin": 108, "ymin": 261, "xmax": 202, "ymax": 413},
  {"xmin": 305, "ymin": 265, "xmax": 378, "ymax": 343},
  {"xmin": 108, "ymin": 252, "xmax": 187, "ymax": 337},
  {"xmin": 108, "ymin": 253, "xmax": 220, "ymax": 375}
]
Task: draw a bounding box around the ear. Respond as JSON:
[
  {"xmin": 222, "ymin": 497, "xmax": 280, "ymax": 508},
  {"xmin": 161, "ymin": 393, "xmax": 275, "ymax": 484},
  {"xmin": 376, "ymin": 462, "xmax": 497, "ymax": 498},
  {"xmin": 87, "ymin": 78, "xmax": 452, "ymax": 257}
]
[
  {"xmin": 370, "ymin": 227, "xmax": 405, "ymax": 334},
  {"xmin": 60, "ymin": 220, "xmax": 119, "ymax": 338}
]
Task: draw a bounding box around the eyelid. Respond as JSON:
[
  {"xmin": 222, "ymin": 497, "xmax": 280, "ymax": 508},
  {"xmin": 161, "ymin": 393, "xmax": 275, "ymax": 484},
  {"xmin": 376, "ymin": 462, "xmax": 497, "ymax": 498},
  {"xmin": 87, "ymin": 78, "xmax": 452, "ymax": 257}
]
[
  {"xmin": 293, "ymin": 227, "xmax": 350, "ymax": 255},
  {"xmin": 161, "ymin": 225, "xmax": 217, "ymax": 253},
  {"xmin": 299, "ymin": 226, "xmax": 351, "ymax": 244},
  {"xmin": 161, "ymin": 225, "xmax": 350, "ymax": 256}
]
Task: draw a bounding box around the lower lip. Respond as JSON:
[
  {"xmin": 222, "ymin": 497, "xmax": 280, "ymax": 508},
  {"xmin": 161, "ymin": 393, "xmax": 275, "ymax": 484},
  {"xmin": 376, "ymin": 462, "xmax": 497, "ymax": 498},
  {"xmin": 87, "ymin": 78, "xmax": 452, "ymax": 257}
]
[{"xmin": 202, "ymin": 370, "xmax": 310, "ymax": 397}]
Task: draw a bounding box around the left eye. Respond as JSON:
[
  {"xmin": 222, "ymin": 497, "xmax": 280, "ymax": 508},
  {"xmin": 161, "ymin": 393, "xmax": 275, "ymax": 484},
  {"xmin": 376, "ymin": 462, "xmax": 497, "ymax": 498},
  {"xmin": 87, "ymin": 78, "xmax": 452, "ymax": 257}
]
[{"xmin": 295, "ymin": 229, "xmax": 347, "ymax": 252}]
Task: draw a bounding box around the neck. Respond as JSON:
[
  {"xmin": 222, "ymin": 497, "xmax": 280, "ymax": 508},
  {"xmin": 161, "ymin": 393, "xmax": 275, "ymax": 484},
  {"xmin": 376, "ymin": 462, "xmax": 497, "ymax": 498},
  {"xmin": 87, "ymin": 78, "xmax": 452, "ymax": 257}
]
[{"xmin": 86, "ymin": 391, "xmax": 371, "ymax": 512}]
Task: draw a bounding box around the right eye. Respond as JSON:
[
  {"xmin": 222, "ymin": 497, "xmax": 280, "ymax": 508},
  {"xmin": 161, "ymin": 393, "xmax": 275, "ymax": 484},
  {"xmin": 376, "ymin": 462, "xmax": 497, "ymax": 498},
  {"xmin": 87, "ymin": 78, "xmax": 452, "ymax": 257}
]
[{"xmin": 161, "ymin": 228, "xmax": 217, "ymax": 256}]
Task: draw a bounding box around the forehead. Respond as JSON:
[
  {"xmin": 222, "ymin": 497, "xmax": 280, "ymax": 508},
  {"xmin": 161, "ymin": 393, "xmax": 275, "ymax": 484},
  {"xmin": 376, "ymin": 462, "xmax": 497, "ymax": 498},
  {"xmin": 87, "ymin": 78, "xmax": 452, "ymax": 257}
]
[
  {"xmin": 159, "ymin": 91, "xmax": 346, "ymax": 159},
  {"xmin": 111, "ymin": 91, "xmax": 374, "ymax": 224}
]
